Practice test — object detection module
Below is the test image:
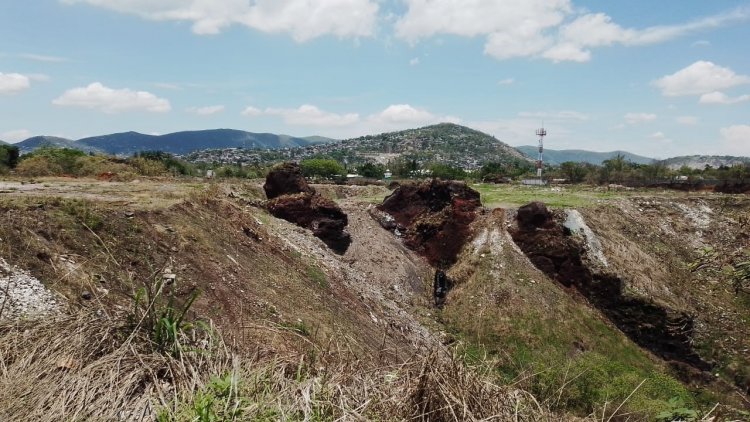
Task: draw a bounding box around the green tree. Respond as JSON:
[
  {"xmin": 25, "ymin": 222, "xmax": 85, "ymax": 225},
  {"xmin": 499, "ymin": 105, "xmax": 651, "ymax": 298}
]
[
  {"xmin": 300, "ymin": 158, "xmax": 346, "ymax": 178},
  {"xmin": 357, "ymin": 162, "xmax": 385, "ymax": 179},
  {"xmin": 559, "ymin": 161, "xmax": 590, "ymax": 183},
  {"xmin": 427, "ymin": 163, "xmax": 466, "ymax": 180},
  {"xmin": 0, "ymin": 145, "xmax": 20, "ymax": 169}
]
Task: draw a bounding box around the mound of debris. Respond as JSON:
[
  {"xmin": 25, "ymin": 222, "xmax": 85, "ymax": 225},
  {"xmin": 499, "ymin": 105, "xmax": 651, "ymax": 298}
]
[
  {"xmin": 509, "ymin": 201, "xmax": 711, "ymax": 376},
  {"xmin": 375, "ymin": 179, "xmax": 481, "ymax": 267},
  {"xmin": 264, "ymin": 163, "xmax": 351, "ymax": 254}
]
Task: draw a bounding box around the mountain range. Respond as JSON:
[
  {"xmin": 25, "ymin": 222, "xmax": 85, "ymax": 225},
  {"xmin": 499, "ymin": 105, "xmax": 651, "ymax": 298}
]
[
  {"xmin": 658, "ymin": 155, "xmax": 750, "ymax": 170},
  {"xmin": 14, "ymin": 129, "xmax": 331, "ymax": 155},
  {"xmin": 516, "ymin": 146, "xmax": 654, "ymax": 165}
]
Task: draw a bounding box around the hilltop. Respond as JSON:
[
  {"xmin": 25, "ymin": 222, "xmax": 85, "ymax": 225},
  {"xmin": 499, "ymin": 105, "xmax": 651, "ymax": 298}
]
[
  {"xmin": 659, "ymin": 155, "xmax": 750, "ymax": 170},
  {"xmin": 188, "ymin": 123, "xmax": 531, "ymax": 169},
  {"xmin": 517, "ymin": 146, "xmax": 654, "ymax": 165},
  {"xmin": 16, "ymin": 136, "xmax": 102, "ymax": 154}
]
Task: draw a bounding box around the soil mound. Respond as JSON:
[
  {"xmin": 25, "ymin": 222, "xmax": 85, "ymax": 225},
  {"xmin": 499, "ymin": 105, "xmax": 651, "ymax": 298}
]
[
  {"xmin": 377, "ymin": 179, "xmax": 481, "ymax": 267},
  {"xmin": 510, "ymin": 202, "xmax": 711, "ymax": 373},
  {"xmin": 264, "ymin": 162, "xmax": 314, "ymax": 199},
  {"xmin": 264, "ymin": 163, "xmax": 351, "ymax": 254}
]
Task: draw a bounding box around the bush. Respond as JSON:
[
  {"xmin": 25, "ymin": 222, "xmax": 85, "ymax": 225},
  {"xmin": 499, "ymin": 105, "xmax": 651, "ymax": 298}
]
[
  {"xmin": 128, "ymin": 157, "xmax": 169, "ymax": 176},
  {"xmin": 0, "ymin": 145, "xmax": 20, "ymax": 169},
  {"xmin": 16, "ymin": 155, "xmax": 64, "ymax": 176}
]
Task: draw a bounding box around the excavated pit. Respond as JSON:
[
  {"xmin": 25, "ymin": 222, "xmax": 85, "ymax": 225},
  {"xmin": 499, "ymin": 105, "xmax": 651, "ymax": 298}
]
[
  {"xmin": 510, "ymin": 202, "xmax": 712, "ymax": 378},
  {"xmin": 375, "ymin": 179, "xmax": 481, "ymax": 268}
]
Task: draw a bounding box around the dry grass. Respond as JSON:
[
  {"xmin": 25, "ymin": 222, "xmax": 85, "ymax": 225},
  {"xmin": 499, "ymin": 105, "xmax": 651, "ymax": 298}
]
[{"xmin": 0, "ymin": 310, "xmax": 560, "ymax": 421}]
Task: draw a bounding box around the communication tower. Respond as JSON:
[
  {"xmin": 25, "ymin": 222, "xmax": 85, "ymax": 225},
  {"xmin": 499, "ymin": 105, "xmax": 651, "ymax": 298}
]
[{"xmin": 535, "ymin": 126, "xmax": 547, "ymax": 181}]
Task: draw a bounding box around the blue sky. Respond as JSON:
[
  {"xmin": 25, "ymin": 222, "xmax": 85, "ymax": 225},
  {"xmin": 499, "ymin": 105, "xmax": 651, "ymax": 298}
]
[{"xmin": 1, "ymin": 0, "xmax": 749, "ymax": 158}]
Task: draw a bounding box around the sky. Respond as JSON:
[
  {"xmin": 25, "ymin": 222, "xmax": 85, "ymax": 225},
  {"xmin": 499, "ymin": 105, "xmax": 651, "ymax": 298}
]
[{"xmin": 1, "ymin": 0, "xmax": 749, "ymax": 158}]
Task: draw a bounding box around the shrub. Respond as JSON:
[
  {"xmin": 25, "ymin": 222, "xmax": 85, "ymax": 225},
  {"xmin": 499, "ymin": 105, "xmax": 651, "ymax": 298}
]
[{"xmin": 15, "ymin": 155, "xmax": 64, "ymax": 176}]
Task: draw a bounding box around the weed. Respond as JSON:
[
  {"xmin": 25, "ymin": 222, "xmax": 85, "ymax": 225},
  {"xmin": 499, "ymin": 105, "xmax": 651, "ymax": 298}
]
[
  {"xmin": 306, "ymin": 264, "xmax": 329, "ymax": 288},
  {"xmin": 655, "ymin": 396, "xmax": 699, "ymax": 422},
  {"xmin": 131, "ymin": 273, "xmax": 201, "ymax": 356}
]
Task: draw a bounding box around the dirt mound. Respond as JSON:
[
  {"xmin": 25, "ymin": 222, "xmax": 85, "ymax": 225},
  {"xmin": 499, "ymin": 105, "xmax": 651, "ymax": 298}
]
[
  {"xmin": 264, "ymin": 163, "xmax": 352, "ymax": 254},
  {"xmin": 263, "ymin": 162, "xmax": 314, "ymax": 199},
  {"xmin": 267, "ymin": 192, "xmax": 352, "ymax": 254},
  {"xmin": 377, "ymin": 179, "xmax": 481, "ymax": 267},
  {"xmin": 510, "ymin": 202, "xmax": 712, "ymax": 374}
]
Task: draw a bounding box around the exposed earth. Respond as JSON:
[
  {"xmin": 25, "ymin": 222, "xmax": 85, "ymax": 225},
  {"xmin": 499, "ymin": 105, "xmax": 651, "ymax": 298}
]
[{"xmin": 1, "ymin": 176, "xmax": 749, "ymax": 420}]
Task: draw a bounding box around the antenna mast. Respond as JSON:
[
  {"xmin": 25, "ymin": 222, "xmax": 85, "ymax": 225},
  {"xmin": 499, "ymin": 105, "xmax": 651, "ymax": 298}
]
[{"xmin": 535, "ymin": 126, "xmax": 547, "ymax": 183}]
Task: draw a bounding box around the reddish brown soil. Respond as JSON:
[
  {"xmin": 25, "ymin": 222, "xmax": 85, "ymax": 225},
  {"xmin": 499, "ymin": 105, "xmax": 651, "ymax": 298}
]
[{"xmin": 377, "ymin": 179, "xmax": 481, "ymax": 267}]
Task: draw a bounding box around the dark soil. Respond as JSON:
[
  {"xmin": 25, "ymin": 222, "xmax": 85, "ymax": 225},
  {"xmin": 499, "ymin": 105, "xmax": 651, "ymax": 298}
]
[
  {"xmin": 264, "ymin": 163, "xmax": 351, "ymax": 254},
  {"xmin": 377, "ymin": 179, "xmax": 481, "ymax": 267},
  {"xmin": 510, "ymin": 202, "xmax": 712, "ymax": 376}
]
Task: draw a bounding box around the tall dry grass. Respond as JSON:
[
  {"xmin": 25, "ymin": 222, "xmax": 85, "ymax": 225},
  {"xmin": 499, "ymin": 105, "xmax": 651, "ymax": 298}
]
[{"xmin": 0, "ymin": 310, "xmax": 559, "ymax": 421}]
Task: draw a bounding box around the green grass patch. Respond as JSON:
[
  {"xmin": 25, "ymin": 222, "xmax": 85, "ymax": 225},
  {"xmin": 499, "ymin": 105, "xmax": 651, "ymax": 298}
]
[{"xmin": 472, "ymin": 183, "xmax": 630, "ymax": 208}]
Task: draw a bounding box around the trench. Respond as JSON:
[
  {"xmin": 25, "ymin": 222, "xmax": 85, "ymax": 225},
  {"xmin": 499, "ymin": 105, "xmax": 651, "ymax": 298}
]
[{"xmin": 509, "ymin": 203, "xmax": 712, "ymax": 375}]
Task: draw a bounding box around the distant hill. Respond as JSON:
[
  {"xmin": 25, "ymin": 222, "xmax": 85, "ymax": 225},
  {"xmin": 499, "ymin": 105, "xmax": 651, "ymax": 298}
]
[
  {"xmin": 16, "ymin": 136, "xmax": 102, "ymax": 154},
  {"xmin": 659, "ymin": 155, "xmax": 750, "ymax": 170},
  {"xmin": 187, "ymin": 123, "xmax": 530, "ymax": 169},
  {"xmin": 0, "ymin": 139, "xmax": 7, "ymax": 145},
  {"xmin": 14, "ymin": 129, "xmax": 334, "ymax": 156},
  {"xmin": 302, "ymin": 135, "xmax": 338, "ymax": 144},
  {"xmin": 337, "ymin": 123, "xmax": 529, "ymax": 168},
  {"xmin": 76, "ymin": 129, "xmax": 321, "ymax": 155},
  {"xmin": 516, "ymin": 146, "xmax": 654, "ymax": 166}
]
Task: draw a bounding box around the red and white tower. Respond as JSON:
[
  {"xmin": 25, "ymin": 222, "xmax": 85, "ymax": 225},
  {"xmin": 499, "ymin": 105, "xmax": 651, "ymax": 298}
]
[{"xmin": 535, "ymin": 127, "xmax": 546, "ymax": 181}]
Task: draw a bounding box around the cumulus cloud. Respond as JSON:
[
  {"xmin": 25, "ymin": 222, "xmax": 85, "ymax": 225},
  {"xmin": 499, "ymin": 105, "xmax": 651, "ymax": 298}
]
[
  {"xmin": 497, "ymin": 78, "xmax": 515, "ymax": 85},
  {"xmin": 265, "ymin": 105, "xmax": 360, "ymax": 127},
  {"xmin": 241, "ymin": 106, "xmax": 263, "ymax": 117},
  {"xmin": 654, "ymin": 61, "xmax": 750, "ymax": 96},
  {"xmin": 699, "ymin": 91, "xmax": 750, "ymax": 105},
  {"xmin": 395, "ymin": 2, "xmax": 750, "ymax": 62},
  {"xmin": 52, "ymin": 82, "xmax": 171, "ymax": 113},
  {"xmin": 62, "ymin": 0, "xmax": 379, "ymax": 41},
  {"xmin": 409, "ymin": 57, "xmax": 420, "ymax": 66},
  {"xmin": 624, "ymin": 112, "xmax": 657, "ymax": 124},
  {"xmin": 0, "ymin": 129, "xmax": 32, "ymax": 143},
  {"xmin": 0, "ymin": 73, "xmax": 31, "ymax": 95},
  {"xmin": 720, "ymin": 125, "xmax": 750, "ymax": 155},
  {"xmin": 187, "ymin": 105, "xmax": 225, "ymax": 115}
]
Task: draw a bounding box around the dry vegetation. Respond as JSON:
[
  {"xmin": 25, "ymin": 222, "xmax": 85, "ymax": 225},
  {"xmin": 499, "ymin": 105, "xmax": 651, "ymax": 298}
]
[{"xmin": 1, "ymin": 177, "xmax": 749, "ymax": 421}]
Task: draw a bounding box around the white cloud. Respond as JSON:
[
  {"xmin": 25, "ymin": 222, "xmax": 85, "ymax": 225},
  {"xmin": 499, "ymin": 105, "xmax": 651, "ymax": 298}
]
[
  {"xmin": 497, "ymin": 78, "xmax": 515, "ymax": 85},
  {"xmin": 699, "ymin": 91, "xmax": 750, "ymax": 105},
  {"xmin": 187, "ymin": 105, "xmax": 225, "ymax": 115},
  {"xmin": 624, "ymin": 112, "xmax": 657, "ymax": 124},
  {"xmin": 368, "ymin": 104, "xmax": 437, "ymax": 125},
  {"xmin": 62, "ymin": 0, "xmax": 379, "ymax": 41},
  {"xmin": 654, "ymin": 61, "xmax": 750, "ymax": 96},
  {"xmin": 0, "ymin": 73, "xmax": 31, "ymax": 95},
  {"xmin": 720, "ymin": 125, "xmax": 750, "ymax": 156},
  {"xmin": 692, "ymin": 40, "xmax": 711, "ymax": 47},
  {"xmin": 265, "ymin": 104, "xmax": 360, "ymax": 127},
  {"xmin": 18, "ymin": 53, "xmax": 69, "ymax": 62},
  {"xmin": 241, "ymin": 106, "xmax": 263, "ymax": 117},
  {"xmin": 395, "ymin": 2, "xmax": 750, "ymax": 62},
  {"xmin": 676, "ymin": 116, "xmax": 699, "ymax": 125},
  {"xmin": 409, "ymin": 57, "xmax": 420, "ymax": 66},
  {"xmin": 1, "ymin": 129, "xmax": 32, "ymax": 143},
  {"xmin": 52, "ymin": 82, "xmax": 171, "ymax": 113}
]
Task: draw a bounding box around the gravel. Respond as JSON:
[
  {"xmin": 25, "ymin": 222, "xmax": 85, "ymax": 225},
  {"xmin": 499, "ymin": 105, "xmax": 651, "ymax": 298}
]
[{"xmin": 0, "ymin": 257, "xmax": 60, "ymax": 320}]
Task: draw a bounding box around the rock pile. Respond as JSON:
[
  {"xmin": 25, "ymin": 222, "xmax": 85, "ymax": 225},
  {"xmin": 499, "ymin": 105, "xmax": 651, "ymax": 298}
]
[
  {"xmin": 0, "ymin": 258, "xmax": 59, "ymax": 320},
  {"xmin": 376, "ymin": 179, "xmax": 481, "ymax": 267},
  {"xmin": 264, "ymin": 163, "xmax": 351, "ymax": 254}
]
